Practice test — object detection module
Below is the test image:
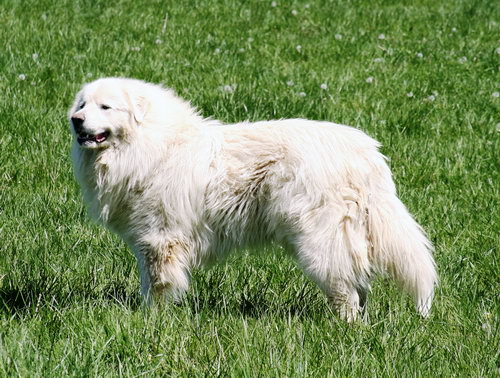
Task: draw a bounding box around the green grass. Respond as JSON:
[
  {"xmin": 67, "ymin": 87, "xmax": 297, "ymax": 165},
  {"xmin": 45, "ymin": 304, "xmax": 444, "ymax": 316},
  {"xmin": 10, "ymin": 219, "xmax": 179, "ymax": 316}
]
[{"xmin": 0, "ymin": 0, "xmax": 498, "ymax": 375}]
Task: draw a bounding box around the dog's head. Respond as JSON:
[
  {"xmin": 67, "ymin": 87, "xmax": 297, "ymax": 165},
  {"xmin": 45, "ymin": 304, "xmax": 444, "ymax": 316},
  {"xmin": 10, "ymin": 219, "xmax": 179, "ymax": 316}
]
[{"xmin": 68, "ymin": 78, "xmax": 150, "ymax": 149}]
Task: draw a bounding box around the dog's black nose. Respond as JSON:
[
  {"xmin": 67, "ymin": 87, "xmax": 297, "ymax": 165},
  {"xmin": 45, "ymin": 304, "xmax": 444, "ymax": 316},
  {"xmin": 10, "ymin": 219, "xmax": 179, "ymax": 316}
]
[{"xmin": 71, "ymin": 116, "xmax": 84, "ymax": 134}]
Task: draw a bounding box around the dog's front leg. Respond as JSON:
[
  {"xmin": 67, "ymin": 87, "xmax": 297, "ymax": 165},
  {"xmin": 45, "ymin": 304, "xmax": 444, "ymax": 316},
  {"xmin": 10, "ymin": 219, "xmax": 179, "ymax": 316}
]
[{"xmin": 132, "ymin": 237, "xmax": 192, "ymax": 305}]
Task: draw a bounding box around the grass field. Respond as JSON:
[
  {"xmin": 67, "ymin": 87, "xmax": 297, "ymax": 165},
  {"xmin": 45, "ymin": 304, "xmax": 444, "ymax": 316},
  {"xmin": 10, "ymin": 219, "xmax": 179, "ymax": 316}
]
[{"xmin": 0, "ymin": 0, "xmax": 498, "ymax": 375}]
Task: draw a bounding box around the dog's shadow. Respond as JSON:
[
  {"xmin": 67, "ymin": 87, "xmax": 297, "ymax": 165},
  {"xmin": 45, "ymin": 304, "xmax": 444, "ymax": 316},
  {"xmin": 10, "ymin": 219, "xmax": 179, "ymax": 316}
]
[
  {"xmin": 186, "ymin": 281, "xmax": 327, "ymax": 320},
  {"xmin": 0, "ymin": 280, "xmax": 325, "ymax": 320},
  {"xmin": 0, "ymin": 280, "xmax": 142, "ymax": 314}
]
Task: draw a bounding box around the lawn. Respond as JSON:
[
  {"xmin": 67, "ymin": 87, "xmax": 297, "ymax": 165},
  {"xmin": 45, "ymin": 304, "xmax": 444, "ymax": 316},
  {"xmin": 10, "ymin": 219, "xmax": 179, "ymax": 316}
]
[{"xmin": 0, "ymin": 0, "xmax": 498, "ymax": 375}]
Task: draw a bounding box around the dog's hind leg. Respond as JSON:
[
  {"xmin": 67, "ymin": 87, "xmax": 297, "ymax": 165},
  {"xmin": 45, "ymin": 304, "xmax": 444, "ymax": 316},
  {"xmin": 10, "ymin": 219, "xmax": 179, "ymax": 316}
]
[
  {"xmin": 326, "ymin": 279, "xmax": 364, "ymax": 322},
  {"xmin": 289, "ymin": 194, "xmax": 371, "ymax": 321},
  {"xmin": 294, "ymin": 252, "xmax": 365, "ymax": 321},
  {"xmin": 290, "ymin": 231, "xmax": 369, "ymax": 322}
]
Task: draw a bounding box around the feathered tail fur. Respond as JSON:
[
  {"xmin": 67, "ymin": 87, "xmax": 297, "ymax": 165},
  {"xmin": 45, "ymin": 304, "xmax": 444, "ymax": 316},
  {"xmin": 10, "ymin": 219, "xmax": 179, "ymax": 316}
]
[{"xmin": 368, "ymin": 191, "xmax": 437, "ymax": 316}]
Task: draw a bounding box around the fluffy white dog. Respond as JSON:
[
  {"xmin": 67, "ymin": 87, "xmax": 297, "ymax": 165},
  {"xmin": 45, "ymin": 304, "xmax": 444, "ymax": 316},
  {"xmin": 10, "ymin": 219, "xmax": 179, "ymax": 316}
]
[{"xmin": 69, "ymin": 77, "xmax": 437, "ymax": 321}]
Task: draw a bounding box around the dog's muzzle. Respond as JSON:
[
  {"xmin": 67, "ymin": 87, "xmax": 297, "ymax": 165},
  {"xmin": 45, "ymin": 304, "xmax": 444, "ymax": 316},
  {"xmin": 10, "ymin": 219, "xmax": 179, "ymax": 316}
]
[{"xmin": 71, "ymin": 116, "xmax": 109, "ymax": 146}]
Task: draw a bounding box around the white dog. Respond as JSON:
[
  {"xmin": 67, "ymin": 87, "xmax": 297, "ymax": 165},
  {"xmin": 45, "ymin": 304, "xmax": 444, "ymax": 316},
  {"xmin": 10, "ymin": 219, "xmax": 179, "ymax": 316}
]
[{"xmin": 69, "ymin": 77, "xmax": 437, "ymax": 321}]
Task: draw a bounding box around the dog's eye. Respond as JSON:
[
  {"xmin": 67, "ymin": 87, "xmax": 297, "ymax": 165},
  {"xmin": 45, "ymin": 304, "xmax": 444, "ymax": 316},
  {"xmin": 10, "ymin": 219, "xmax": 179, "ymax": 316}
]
[
  {"xmin": 101, "ymin": 104, "xmax": 111, "ymax": 110},
  {"xmin": 79, "ymin": 102, "xmax": 85, "ymax": 109}
]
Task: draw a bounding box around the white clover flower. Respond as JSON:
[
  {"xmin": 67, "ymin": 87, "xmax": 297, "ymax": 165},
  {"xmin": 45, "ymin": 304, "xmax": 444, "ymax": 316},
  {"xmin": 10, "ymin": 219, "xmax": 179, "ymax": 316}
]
[
  {"xmin": 291, "ymin": 9, "xmax": 298, "ymax": 16},
  {"xmin": 18, "ymin": 74, "xmax": 26, "ymax": 80},
  {"xmin": 214, "ymin": 48, "xmax": 221, "ymax": 54},
  {"xmin": 304, "ymin": 4, "xmax": 310, "ymax": 8},
  {"xmin": 378, "ymin": 34, "xmax": 386, "ymax": 40},
  {"xmin": 406, "ymin": 92, "xmax": 414, "ymax": 98},
  {"xmin": 482, "ymin": 323, "xmax": 491, "ymax": 335},
  {"xmin": 298, "ymin": 91, "xmax": 306, "ymax": 97},
  {"xmin": 451, "ymin": 27, "xmax": 457, "ymax": 32},
  {"xmin": 416, "ymin": 52, "xmax": 423, "ymax": 58},
  {"xmin": 220, "ymin": 84, "xmax": 236, "ymax": 93},
  {"xmin": 86, "ymin": 73, "xmax": 93, "ymax": 78},
  {"xmin": 31, "ymin": 81, "xmax": 36, "ymax": 86},
  {"xmin": 380, "ymin": 120, "xmax": 387, "ymax": 125},
  {"xmin": 432, "ymin": 91, "xmax": 439, "ymax": 96},
  {"xmin": 271, "ymin": 1, "xmax": 277, "ymax": 7},
  {"xmin": 238, "ymin": 48, "xmax": 245, "ymax": 53},
  {"xmin": 373, "ymin": 57, "xmax": 384, "ymax": 63},
  {"xmin": 427, "ymin": 95, "xmax": 436, "ymax": 101},
  {"xmin": 492, "ymin": 92, "xmax": 499, "ymax": 98},
  {"xmin": 155, "ymin": 38, "xmax": 163, "ymax": 44},
  {"xmin": 32, "ymin": 53, "xmax": 39, "ymax": 60},
  {"xmin": 41, "ymin": 13, "xmax": 47, "ymax": 21},
  {"xmin": 458, "ymin": 56, "xmax": 467, "ymax": 63},
  {"xmin": 335, "ymin": 34, "xmax": 343, "ymax": 40},
  {"xmin": 320, "ymin": 83, "xmax": 328, "ymax": 90},
  {"xmin": 365, "ymin": 76, "xmax": 374, "ymax": 83},
  {"xmin": 496, "ymin": 47, "xmax": 500, "ymax": 55},
  {"xmin": 248, "ymin": 37, "xmax": 254, "ymax": 43},
  {"xmin": 287, "ymin": 80, "xmax": 295, "ymax": 86},
  {"xmin": 296, "ymin": 45, "xmax": 302, "ymax": 52},
  {"xmin": 496, "ymin": 123, "xmax": 500, "ymax": 132},
  {"xmin": 131, "ymin": 46, "xmax": 141, "ymax": 52}
]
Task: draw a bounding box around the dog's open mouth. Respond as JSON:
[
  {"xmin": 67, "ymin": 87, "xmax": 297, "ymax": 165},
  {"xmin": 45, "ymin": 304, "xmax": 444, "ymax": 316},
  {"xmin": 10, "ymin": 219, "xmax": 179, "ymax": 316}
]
[{"xmin": 77, "ymin": 131, "xmax": 110, "ymax": 146}]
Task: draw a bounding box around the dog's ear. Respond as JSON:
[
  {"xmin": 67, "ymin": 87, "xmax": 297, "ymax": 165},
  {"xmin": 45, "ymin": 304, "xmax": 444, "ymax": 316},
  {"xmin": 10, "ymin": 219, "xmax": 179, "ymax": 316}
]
[
  {"xmin": 131, "ymin": 95, "xmax": 149, "ymax": 124},
  {"xmin": 124, "ymin": 87, "xmax": 149, "ymax": 125}
]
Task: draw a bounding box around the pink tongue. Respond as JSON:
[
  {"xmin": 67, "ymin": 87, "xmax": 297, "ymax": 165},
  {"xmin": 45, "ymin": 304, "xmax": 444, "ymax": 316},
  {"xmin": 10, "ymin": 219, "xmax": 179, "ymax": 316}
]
[{"xmin": 95, "ymin": 133, "xmax": 106, "ymax": 143}]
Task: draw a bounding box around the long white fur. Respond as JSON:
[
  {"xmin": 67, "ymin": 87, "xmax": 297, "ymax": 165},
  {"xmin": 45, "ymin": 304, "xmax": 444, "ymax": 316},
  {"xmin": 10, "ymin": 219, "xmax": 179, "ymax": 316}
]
[{"xmin": 69, "ymin": 77, "xmax": 437, "ymax": 321}]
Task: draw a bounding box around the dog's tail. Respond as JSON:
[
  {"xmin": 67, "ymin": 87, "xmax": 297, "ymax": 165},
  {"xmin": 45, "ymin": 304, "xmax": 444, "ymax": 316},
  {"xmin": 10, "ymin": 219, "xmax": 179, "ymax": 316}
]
[{"xmin": 367, "ymin": 188, "xmax": 437, "ymax": 317}]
